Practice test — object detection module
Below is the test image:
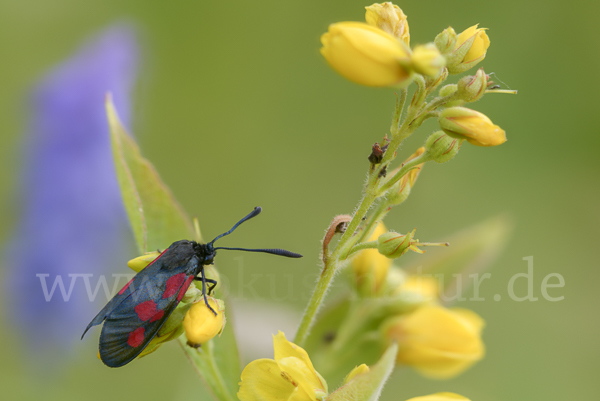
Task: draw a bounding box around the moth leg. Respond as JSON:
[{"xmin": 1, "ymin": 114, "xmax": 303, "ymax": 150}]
[
  {"xmin": 205, "ymin": 279, "xmax": 217, "ymax": 295},
  {"xmin": 193, "ymin": 276, "xmax": 217, "ymax": 295},
  {"xmin": 195, "ymin": 272, "xmax": 217, "ymax": 316}
]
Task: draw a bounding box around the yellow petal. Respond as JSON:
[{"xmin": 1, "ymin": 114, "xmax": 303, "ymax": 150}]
[
  {"xmin": 451, "ymin": 307, "xmax": 485, "ymax": 333},
  {"xmin": 343, "ymin": 364, "xmax": 370, "ymax": 384},
  {"xmin": 127, "ymin": 251, "xmax": 161, "ymax": 272},
  {"xmin": 456, "ymin": 25, "xmax": 478, "ymax": 47},
  {"xmin": 365, "ymin": 2, "xmax": 410, "ymax": 46},
  {"xmin": 353, "ymin": 222, "xmax": 391, "ymax": 291},
  {"xmin": 321, "ymin": 22, "xmax": 411, "ymax": 87},
  {"xmin": 238, "ymin": 359, "xmax": 298, "ymax": 401},
  {"xmin": 396, "ymin": 276, "xmax": 439, "ymax": 300},
  {"xmin": 386, "ymin": 305, "xmax": 485, "ymax": 378},
  {"xmin": 273, "ymin": 332, "xmax": 327, "ymax": 394},
  {"xmin": 456, "ymin": 25, "xmax": 489, "ymax": 63},
  {"xmin": 278, "ymin": 357, "xmax": 324, "ymax": 401},
  {"xmin": 406, "ymin": 393, "xmax": 471, "ymax": 401}
]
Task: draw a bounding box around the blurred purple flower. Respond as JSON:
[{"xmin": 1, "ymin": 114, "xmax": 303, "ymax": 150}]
[{"xmin": 5, "ymin": 24, "xmax": 139, "ymax": 358}]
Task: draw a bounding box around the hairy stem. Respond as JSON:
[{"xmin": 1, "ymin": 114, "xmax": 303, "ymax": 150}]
[
  {"xmin": 295, "ymin": 73, "xmax": 448, "ymax": 347},
  {"xmin": 178, "ymin": 338, "xmax": 236, "ymax": 401}
]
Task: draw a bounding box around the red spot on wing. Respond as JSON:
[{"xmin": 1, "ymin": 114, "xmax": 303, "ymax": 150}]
[
  {"xmin": 127, "ymin": 327, "xmax": 145, "ymax": 348},
  {"xmin": 150, "ymin": 310, "xmax": 164, "ymax": 323},
  {"xmin": 119, "ymin": 277, "xmax": 135, "ymax": 295},
  {"xmin": 163, "ymin": 273, "xmax": 186, "ymax": 299},
  {"xmin": 135, "ymin": 300, "xmax": 162, "ymax": 321},
  {"xmin": 177, "ymin": 276, "xmax": 195, "ymax": 301}
]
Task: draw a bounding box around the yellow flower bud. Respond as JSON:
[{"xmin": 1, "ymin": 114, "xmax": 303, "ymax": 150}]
[
  {"xmin": 406, "ymin": 393, "xmax": 471, "ymax": 401},
  {"xmin": 127, "ymin": 251, "xmax": 161, "ymax": 273},
  {"xmin": 183, "ymin": 297, "xmax": 225, "ymax": 347},
  {"xmin": 320, "ymin": 22, "xmax": 412, "ymax": 87},
  {"xmin": 439, "ymin": 107, "xmax": 506, "ymax": 147},
  {"xmin": 343, "ymin": 363, "xmax": 370, "ymax": 384},
  {"xmin": 458, "ymin": 25, "xmax": 490, "ymax": 64},
  {"xmin": 382, "ymin": 305, "xmax": 485, "ymax": 378},
  {"xmin": 447, "ymin": 25, "xmax": 490, "ymax": 74},
  {"xmin": 386, "ymin": 147, "xmax": 425, "ymax": 206},
  {"xmin": 425, "ymin": 131, "xmax": 461, "ymax": 164},
  {"xmin": 352, "ymin": 222, "xmax": 391, "ymax": 294},
  {"xmin": 412, "ymin": 44, "xmax": 445, "ymax": 77},
  {"xmin": 365, "ymin": 2, "xmax": 410, "ymax": 46}
]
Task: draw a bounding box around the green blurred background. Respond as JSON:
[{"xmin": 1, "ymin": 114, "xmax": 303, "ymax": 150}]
[{"xmin": 1, "ymin": 0, "xmax": 598, "ymax": 400}]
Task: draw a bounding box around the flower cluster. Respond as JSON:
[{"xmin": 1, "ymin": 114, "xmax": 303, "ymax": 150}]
[
  {"xmin": 72, "ymin": 2, "xmax": 514, "ymax": 401},
  {"xmin": 237, "ymin": 2, "xmax": 510, "ymax": 398},
  {"xmin": 234, "ymin": 2, "xmax": 511, "ymax": 399}
]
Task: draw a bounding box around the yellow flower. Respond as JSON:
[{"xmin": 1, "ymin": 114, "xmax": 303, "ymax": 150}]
[
  {"xmin": 412, "ymin": 44, "xmax": 445, "ymax": 77},
  {"xmin": 394, "ymin": 276, "xmax": 439, "ymax": 301},
  {"xmin": 183, "ymin": 297, "xmax": 226, "ymax": 347},
  {"xmin": 457, "ymin": 25, "xmax": 489, "ymax": 64},
  {"xmin": 365, "ymin": 2, "xmax": 410, "ymax": 46},
  {"xmin": 238, "ymin": 331, "xmax": 328, "ymax": 401},
  {"xmin": 320, "ymin": 22, "xmax": 412, "ymax": 87},
  {"xmin": 127, "ymin": 251, "xmax": 161, "ymax": 272},
  {"xmin": 447, "ymin": 25, "xmax": 490, "ymax": 74},
  {"xmin": 406, "ymin": 393, "xmax": 471, "ymax": 401},
  {"xmin": 382, "ymin": 305, "xmax": 485, "ymax": 379},
  {"xmin": 439, "ymin": 107, "xmax": 506, "ymax": 147},
  {"xmin": 352, "ymin": 222, "xmax": 392, "ymax": 294}
]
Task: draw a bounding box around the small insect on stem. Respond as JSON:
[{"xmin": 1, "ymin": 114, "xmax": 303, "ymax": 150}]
[{"xmin": 82, "ymin": 207, "xmax": 301, "ymax": 367}]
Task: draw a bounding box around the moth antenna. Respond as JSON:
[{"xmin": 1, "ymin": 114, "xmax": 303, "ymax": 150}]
[
  {"xmin": 209, "ymin": 207, "xmax": 262, "ymax": 245},
  {"xmin": 214, "ymin": 247, "xmax": 302, "ymax": 258}
]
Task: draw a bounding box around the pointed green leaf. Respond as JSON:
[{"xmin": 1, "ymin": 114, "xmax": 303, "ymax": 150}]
[
  {"xmin": 326, "ymin": 343, "xmax": 398, "ymax": 401},
  {"xmin": 106, "ymin": 96, "xmax": 240, "ymax": 400},
  {"xmin": 107, "ymin": 95, "xmax": 194, "ymax": 252}
]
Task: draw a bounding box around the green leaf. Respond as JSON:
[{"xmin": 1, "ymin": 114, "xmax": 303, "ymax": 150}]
[
  {"xmin": 107, "ymin": 95, "xmax": 194, "ymax": 253},
  {"xmin": 106, "ymin": 96, "xmax": 240, "ymax": 401},
  {"xmin": 326, "ymin": 343, "xmax": 398, "ymax": 401},
  {"xmin": 403, "ymin": 214, "xmax": 512, "ymax": 294}
]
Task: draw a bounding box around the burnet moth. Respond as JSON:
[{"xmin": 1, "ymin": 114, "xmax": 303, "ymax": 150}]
[{"xmin": 82, "ymin": 207, "xmax": 302, "ymax": 367}]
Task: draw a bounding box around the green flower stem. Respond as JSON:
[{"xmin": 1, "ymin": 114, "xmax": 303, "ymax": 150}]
[
  {"xmin": 347, "ymin": 240, "xmax": 378, "ymax": 256},
  {"xmin": 390, "ymin": 88, "xmax": 408, "ymax": 134},
  {"xmin": 294, "ymin": 190, "xmax": 376, "ymax": 346},
  {"xmin": 295, "ymin": 75, "xmax": 446, "ymax": 347},
  {"xmin": 357, "ymin": 201, "xmax": 390, "ymax": 244},
  {"xmin": 178, "ymin": 337, "xmax": 236, "ymax": 401},
  {"xmin": 410, "ymin": 75, "xmax": 427, "ymax": 110},
  {"xmin": 294, "ymin": 254, "xmax": 338, "ymax": 346},
  {"xmin": 295, "ymin": 134, "xmax": 419, "ymax": 346},
  {"xmin": 378, "ymin": 152, "xmax": 433, "ymax": 195}
]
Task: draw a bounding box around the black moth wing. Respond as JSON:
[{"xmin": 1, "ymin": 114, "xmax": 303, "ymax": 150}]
[
  {"xmin": 81, "ymin": 248, "xmax": 171, "ymax": 339},
  {"xmin": 83, "ymin": 241, "xmax": 204, "ymax": 367},
  {"xmin": 99, "ymin": 255, "xmax": 200, "ymax": 367}
]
